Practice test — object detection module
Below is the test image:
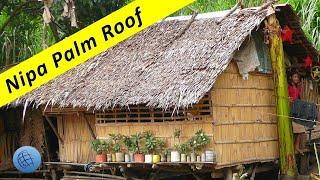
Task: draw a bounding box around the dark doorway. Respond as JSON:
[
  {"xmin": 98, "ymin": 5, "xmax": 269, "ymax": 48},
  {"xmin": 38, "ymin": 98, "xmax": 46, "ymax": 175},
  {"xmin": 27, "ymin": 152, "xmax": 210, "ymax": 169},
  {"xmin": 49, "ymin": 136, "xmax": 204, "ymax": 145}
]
[{"xmin": 43, "ymin": 117, "xmax": 59, "ymax": 162}]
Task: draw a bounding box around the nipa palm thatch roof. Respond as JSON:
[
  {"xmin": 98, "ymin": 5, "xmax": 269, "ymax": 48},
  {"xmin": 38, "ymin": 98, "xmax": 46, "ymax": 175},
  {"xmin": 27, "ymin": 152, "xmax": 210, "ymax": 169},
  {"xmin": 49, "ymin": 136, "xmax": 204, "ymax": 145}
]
[{"xmin": 13, "ymin": 4, "xmax": 318, "ymax": 110}]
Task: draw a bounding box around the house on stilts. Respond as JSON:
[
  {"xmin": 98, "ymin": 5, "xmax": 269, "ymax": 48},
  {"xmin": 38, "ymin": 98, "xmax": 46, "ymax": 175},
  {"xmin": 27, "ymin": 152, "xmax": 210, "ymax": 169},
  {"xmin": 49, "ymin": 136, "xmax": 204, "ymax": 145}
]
[{"xmin": 1, "ymin": 3, "xmax": 319, "ymax": 179}]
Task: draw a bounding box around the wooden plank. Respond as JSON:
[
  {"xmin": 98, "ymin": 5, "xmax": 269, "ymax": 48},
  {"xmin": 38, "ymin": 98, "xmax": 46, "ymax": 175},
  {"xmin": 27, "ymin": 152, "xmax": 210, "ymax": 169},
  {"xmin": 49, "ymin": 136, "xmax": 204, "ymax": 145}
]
[
  {"xmin": 215, "ymin": 138, "xmax": 278, "ymax": 144},
  {"xmin": 64, "ymin": 171, "xmax": 126, "ymax": 180}
]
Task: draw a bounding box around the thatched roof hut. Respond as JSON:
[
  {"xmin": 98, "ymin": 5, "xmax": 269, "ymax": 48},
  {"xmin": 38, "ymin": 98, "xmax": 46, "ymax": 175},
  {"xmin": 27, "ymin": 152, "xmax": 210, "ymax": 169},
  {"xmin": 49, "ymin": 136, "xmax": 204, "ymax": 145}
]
[
  {"xmin": 2, "ymin": 4, "xmax": 319, "ymax": 178},
  {"xmin": 13, "ymin": 4, "xmax": 317, "ymax": 111}
]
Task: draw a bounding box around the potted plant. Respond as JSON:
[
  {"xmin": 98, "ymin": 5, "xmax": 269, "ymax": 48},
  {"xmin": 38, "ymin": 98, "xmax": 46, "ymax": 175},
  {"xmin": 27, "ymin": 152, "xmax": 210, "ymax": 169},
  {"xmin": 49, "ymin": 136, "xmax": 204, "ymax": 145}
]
[
  {"xmin": 130, "ymin": 133, "xmax": 144, "ymax": 163},
  {"xmin": 91, "ymin": 139, "xmax": 106, "ymax": 162},
  {"xmin": 109, "ymin": 133, "xmax": 124, "ymax": 162},
  {"xmin": 101, "ymin": 139, "xmax": 112, "ymax": 162},
  {"xmin": 164, "ymin": 148, "xmax": 171, "ymax": 162},
  {"xmin": 123, "ymin": 135, "xmax": 133, "ymax": 162},
  {"xmin": 171, "ymin": 129, "xmax": 181, "ymax": 162},
  {"xmin": 156, "ymin": 139, "xmax": 166, "ymax": 162},
  {"xmin": 143, "ymin": 131, "xmax": 157, "ymax": 163},
  {"xmin": 188, "ymin": 129, "xmax": 210, "ymax": 162},
  {"xmin": 178, "ymin": 143, "xmax": 190, "ymax": 162},
  {"xmin": 153, "ymin": 138, "xmax": 165, "ymax": 163}
]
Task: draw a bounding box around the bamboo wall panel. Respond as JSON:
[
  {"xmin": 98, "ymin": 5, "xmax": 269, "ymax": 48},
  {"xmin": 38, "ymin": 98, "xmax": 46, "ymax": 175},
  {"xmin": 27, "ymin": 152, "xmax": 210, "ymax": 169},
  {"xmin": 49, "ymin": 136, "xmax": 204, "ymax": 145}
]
[
  {"xmin": 212, "ymin": 62, "xmax": 278, "ymax": 167},
  {"xmin": 58, "ymin": 114, "xmax": 96, "ymax": 163},
  {"xmin": 96, "ymin": 118, "xmax": 214, "ymax": 149},
  {"xmin": 95, "ymin": 94, "xmax": 211, "ymax": 124},
  {"xmin": 59, "ymin": 62, "xmax": 278, "ymax": 167}
]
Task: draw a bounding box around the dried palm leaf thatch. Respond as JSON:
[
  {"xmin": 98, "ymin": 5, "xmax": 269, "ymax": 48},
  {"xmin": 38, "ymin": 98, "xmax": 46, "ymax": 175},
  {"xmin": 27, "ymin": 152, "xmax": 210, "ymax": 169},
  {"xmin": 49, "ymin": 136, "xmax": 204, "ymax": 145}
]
[{"xmin": 13, "ymin": 4, "xmax": 317, "ymax": 110}]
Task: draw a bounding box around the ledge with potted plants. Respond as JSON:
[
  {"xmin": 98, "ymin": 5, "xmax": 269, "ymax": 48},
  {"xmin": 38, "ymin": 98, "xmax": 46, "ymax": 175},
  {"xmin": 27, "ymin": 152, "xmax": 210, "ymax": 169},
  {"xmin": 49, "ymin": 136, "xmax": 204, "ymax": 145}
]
[{"xmin": 91, "ymin": 129, "xmax": 216, "ymax": 164}]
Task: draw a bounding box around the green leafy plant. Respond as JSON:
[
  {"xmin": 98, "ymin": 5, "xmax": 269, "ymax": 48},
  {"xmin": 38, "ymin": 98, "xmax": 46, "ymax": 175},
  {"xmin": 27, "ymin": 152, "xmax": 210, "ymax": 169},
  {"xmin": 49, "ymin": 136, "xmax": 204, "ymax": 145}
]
[
  {"xmin": 123, "ymin": 135, "xmax": 133, "ymax": 152},
  {"xmin": 113, "ymin": 144, "xmax": 122, "ymax": 153},
  {"xmin": 91, "ymin": 139, "xmax": 111, "ymax": 154},
  {"xmin": 91, "ymin": 139, "xmax": 103, "ymax": 154},
  {"xmin": 109, "ymin": 133, "xmax": 123, "ymax": 153},
  {"xmin": 156, "ymin": 139, "xmax": 166, "ymax": 154},
  {"xmin": 130, "ymin": 133, "xmax": 143, "ymax": 154},
  {"xmin": 173, "ymin": 128, "xmax": 183, "ymax": 152},
  {"xmin": 173, "ymin": 129, "xmax": 181, "ymax": 141},
  {"xmin": 174, "ymin": 143, "xmax": 190, "ymax": 154},
  {"xmin": 143, "ymin": 131, "xmax": 158, "ymax": 154},
  {"xmin": 188, "ymin": 129, "xmax": 210, "ymax": 153},
  {"xmin": 164, "ymin": 148, "xmax": 171, "ymax": 156},
  {"xmin": 101, "ymin": 139, "xmax": 112, "ymax": 154}
]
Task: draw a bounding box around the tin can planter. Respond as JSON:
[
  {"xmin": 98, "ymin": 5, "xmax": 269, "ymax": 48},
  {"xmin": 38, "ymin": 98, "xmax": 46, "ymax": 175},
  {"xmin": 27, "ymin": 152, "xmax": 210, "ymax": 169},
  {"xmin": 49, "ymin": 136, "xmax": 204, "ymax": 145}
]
[
  {"xmin": 153, "ymin": 155, "xmax": 161, "ymax": 163},
  {"xmin": 205, "ymin": 150, "xmax": 216, "ymax": 162},
  {"xmin": 160, "ymin": 153, "xmax": 166, "ymax": 162},
  {"xmin": 134, "ymin": 154, "xmax": 145, "ymax": 163},
  {"xmin": 124, "ymin": 154, "xmax": 130, "ymax": 162},
  {"xmin": 201, "ymin": 153, "xmax": 206, "ymax": 162},
  {"xmin": 171, "ymin": 151, "xmax": 180, "ymax": 162},
  {"xmin": 106, "ymin": 154, "xmax": 112, "ymax": 162},
  {"xmin": 111, "ymin": 154, "xmax": 116, "ymax": 162},
  {"xmin": 145, "ymin": 154, "xmax": 153, "ymax": 163},
  {"xmin": 166, "ymin": 153, "xmax": 171, "ymax": 162},
  {"xmin": 186, "ymin": 156, "xmax": 191, "ymax": 162},
  {"xmin": 196, "ymin": 155, "xmax": 201, "ymax": 162},
  {"xmin": 190, "ymin": 153, "xmax": 196, "ymax": 162},
  {"xmin": 129, "ymin": 153, "xmax": 134, "ymax": 162},
  {"xmin": 95, "ymin": 154, "xmax": 106, "ymax": 162},
  {"xmin": 116, "ymin": 152, "xmax": 125, "ymax": 162},
  {"xmin": 181, "ymin": 154, "xmax": 187, "ymax": 162}
]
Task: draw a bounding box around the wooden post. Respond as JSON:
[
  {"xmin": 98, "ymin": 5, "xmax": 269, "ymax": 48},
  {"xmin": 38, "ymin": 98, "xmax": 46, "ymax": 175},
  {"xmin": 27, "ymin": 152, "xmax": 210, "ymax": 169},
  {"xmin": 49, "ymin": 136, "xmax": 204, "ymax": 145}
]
[
  {"xmin": 224, "ymin": 168, "xmax": 233, "ymax": 180},
  {"xmin": 267, "ymin": 11, "xmax": 296, "ymax": 178}
]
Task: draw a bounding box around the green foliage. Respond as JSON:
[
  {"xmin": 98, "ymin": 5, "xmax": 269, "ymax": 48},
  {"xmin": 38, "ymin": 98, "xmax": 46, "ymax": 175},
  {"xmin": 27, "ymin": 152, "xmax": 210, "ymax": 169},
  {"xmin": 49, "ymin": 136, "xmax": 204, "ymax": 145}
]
[
  {"xmin": 173, "ymin": 129, "xmax": 181, "ymax": 139},
  {"xmin": 174, "ymin": 142, "xmax": 190, "ymax": 154},
  {"xmin": 101, "ymin": 139, "xmax": 112, "ymax": 153},
  {"xmin": 174, "ymin": 0, "xmax": 267, "ymax": 16},
  {"xmin": 123, "ymin": 133, "xmax": 145, "ymax": 153},
  {"xmin": 174, "ymin": 0, "xmax": 320, "ymax": 50},
  {"xmin": 156, "ymin": 139, "xmax": 166, "ymax": 153},
  {"xmin": 0, "ymin": 1, "xmax": 46, "ymax": 66},
  {"xmin": 109, "ymin": 133, "xmax": 123, "ymax": 153},
  {"xmin": 113, "ymin": 143, "xmax": 122, "ymax": 153},
  {"xmin": 287, "ymin": 0, "xmax": 320, "ymax": 49},
  {"xmin": 0, "ymin": 0, "xmax": 128, "ymax": 67},
  {"xmin": 130, "ymin": 133, "xmax": 143, "ymax": 153},
  {"xmin": 91, "ymin": 139, "xmax": 111, "ymax": 154},
  {"xmin": 123, "ymin": 135, "xmax": 133, "ymax": 151},
  {"xmin": 143, "ymin": 131, "xmax": 158, "ymax": 154},
  {"xmin": 91, "ymin": 139, "xmax": 102, "ymax": 154},
  {"xmin": 188, "ymin": 129, "xmax": 210, "ymax": 153}
]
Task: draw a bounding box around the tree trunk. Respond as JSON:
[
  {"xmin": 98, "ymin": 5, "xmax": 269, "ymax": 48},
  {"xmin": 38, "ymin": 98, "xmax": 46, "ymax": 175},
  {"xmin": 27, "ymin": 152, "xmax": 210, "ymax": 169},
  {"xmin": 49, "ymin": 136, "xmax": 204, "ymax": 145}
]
[{"xmin": 267, "ymin": 13, "xmax": 296, "ymax": 178}]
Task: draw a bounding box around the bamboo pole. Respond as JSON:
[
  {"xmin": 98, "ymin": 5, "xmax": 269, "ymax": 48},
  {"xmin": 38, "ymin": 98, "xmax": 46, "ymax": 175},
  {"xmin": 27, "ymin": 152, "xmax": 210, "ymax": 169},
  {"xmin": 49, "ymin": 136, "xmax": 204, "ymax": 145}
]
[
  {"xmin": 314, "ymin": 143, "xmax": 320, "ymax": 175},
  {"xmin": 267, "ymin": 12, "xmax": 296, "ymax": 178}
]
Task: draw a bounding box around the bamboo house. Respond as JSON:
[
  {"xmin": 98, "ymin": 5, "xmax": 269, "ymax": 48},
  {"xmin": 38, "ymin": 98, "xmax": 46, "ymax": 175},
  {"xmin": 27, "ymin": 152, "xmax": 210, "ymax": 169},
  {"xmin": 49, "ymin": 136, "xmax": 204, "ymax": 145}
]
[{"xmin": 1, "ymin": 3, "xmax": 320, "ymax": 179}]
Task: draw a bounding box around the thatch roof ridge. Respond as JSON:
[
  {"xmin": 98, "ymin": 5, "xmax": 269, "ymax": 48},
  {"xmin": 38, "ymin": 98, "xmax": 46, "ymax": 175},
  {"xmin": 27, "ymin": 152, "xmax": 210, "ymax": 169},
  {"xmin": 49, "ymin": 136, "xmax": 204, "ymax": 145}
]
[{"xmin": 12, "ymin": 4, "xmax": 317, "ymax": 110}]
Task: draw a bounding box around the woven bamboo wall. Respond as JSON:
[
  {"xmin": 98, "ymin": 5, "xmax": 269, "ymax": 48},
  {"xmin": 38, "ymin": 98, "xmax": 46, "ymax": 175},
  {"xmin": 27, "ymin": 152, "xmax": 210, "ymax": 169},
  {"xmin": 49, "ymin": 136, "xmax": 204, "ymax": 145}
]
[
  {"xmin": 57, "ymin": 114, "xmax": 96, "ymax": 163},
  {"xmin": 57, "ymin": 62, "xmax": 278, "ymax": 167},
  {"xmin": 212, "ymin": 62, "xmax": 278, "ymax": 167},
  {"xmin": 96, "ymin": 119, "xmax": 214, "ymax": 148}
]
